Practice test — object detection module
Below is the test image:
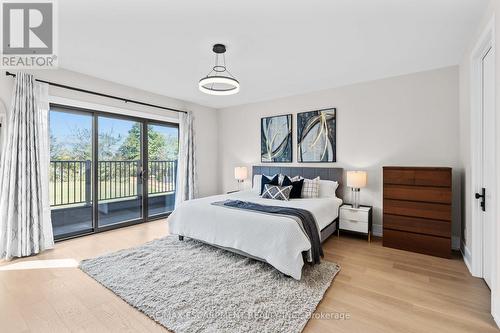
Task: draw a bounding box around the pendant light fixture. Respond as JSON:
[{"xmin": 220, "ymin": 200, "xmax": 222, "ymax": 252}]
[{"xmin": 199, "ymin": 44, "xmax": 240, "ymax": 96}]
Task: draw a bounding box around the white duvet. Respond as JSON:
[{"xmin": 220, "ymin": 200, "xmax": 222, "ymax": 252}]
[{"xmin": 167, "ymin": 190, "xmax": 342, "ymax": 279}]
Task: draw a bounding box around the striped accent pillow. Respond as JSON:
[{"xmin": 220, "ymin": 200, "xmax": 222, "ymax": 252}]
[
  {"xmin": 291, "ymin": 176, "xmax": 320, "ymax": 198},
  {"xmin": 262, "ymin": 184, "xmax": 293, "ymax": 201}
]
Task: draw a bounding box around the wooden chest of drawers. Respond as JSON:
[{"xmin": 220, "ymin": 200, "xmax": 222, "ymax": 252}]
[{"xmin": 383, "ymin": 167, "xmax": 452, "ymax": 258}]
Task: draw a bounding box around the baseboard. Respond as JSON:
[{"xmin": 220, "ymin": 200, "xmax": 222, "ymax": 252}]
[
  {"xmin": 493, "ymin": 310, "xmax": 500, "ymax": 329},
  {"xmin": 372, "ymin": 224, "xmax": 382, "ymax": 237},
  {"xmin": 461, "ymin": 240, "xmax": 473, "ymax": 274}
]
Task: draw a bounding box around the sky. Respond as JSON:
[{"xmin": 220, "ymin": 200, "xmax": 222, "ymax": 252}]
[{"xmin": 50, "ymin": 108, "xmax": 178, "ymax": 152}]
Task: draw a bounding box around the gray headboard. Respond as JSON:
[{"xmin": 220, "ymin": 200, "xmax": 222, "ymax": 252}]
[{"xmin": 252, "ymin": 166, "xmax": 344, "ymax": 200}]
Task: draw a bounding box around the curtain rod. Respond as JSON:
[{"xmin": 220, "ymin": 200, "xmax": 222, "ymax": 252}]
[{"xmin": 5, "ymin": 71, "xmax": 187, "ymax": 114}]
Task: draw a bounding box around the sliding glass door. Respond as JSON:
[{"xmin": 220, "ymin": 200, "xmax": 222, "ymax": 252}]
[
  {"xmin": 49, "ymin": 106, "xmax": 94, "ymax": 238},
  {"xmin": 97, "ymin": 116, "xmax": 144, "ymax": 227},
  {"xmin": 48, "ymin": 105, "xmax": 178, "ymax": 240},
  {"xmin": 147, "ymin": 123, "xmax": 179, "ymax": 217}
]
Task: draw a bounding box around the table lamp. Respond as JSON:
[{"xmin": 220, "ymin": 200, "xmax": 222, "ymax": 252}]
[
  {"xmin": 347, "ymin": 171, "xmax": 367, "ymax": 208},
  {"xmin": 234, "ymin": 166, "xmax": 248, "ymax": 191}
]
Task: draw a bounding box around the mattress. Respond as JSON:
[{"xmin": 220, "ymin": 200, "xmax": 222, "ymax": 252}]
[{"xmin": 167, "ymin": 190, "xmax": 342, "ymax": 279}]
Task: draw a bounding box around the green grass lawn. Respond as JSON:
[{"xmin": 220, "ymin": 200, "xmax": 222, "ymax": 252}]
[{"xmin": 50, "ymin": 177, "xmax": 175, "ymax": 206}]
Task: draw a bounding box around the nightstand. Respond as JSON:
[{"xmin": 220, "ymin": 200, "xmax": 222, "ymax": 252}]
[{"xmin": 338, "ymin": 204, "xmax": 373, "ymax": 242}]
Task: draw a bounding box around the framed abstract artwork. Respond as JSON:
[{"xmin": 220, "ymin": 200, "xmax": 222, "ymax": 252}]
[
  {"xmin": 261, "ymin": 114, "xmax": 292, "ymax": 163},
  {"xmin": 297, "ymin": 108, "xmax": 336, "ymax": 162}
]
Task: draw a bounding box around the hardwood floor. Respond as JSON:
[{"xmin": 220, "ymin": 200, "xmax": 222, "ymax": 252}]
[{"xmin": 0, "ymin": 220, "xmax": 496, "ymax": 333}]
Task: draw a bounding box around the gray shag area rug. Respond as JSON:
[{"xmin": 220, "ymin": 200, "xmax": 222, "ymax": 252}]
[{"xmin": 80, "ymin": 236, "xmax": 340, "ymax": 333}]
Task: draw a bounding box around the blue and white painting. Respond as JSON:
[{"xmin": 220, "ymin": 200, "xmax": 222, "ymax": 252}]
[
  {"xmin": 261, "ymin": 114, "xmax": 292, "ymax": 163},
  {"xmin": 297, "ymin": 108, "xmax": 336, "ymax": 162}
]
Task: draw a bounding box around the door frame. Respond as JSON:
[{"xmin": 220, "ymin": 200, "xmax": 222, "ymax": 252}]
[
  {"xmin": 470, "ymin": 16, "xmax": 496, "ymax": 279},
  {"xmin": 469, "ymin": 15, "xmax": 499, "ymax": 326}
]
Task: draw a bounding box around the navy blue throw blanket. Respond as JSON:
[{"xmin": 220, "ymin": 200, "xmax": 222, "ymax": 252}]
[{"xmin": 222, "ymin": 200, "xmax": 323, "ymax": 264}]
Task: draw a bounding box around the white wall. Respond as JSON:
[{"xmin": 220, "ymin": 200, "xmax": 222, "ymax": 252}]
[
  {"xmin": 0, "ymin": 68, "xmax": 219, "ymax": 198},
  {"xmin": 217, "ymin": 66, "xmax": 461, "ymax": 242}
]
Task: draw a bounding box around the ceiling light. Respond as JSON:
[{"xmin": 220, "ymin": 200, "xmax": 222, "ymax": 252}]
[{"xmin": 199, "ymin": 44, "xmax": 240, "ymax": 96}]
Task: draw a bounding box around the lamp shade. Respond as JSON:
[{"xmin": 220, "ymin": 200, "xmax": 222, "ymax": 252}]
[
  {"xmin": 234, "ymin": 167, "xmax": 248, "ymax": 181},
  {"xmin": 347, "ymin": 171, "xmax": 367, "ymax": 188}
]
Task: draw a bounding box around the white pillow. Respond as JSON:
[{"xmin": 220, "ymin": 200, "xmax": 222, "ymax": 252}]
[
  {"xmin": 292, "ymin": 176, "xmax": 320, "ymax": 198},
  {"xmin": 252, "ymin": 175, "xmax": 262, "ymax": 193},
  {"xmin": 278, "ymin": 174, "xmax": 285, "ymax": 185},
  {"xmin": 319, "ymin": 180, "xmax": 339, "ymax": 198}
]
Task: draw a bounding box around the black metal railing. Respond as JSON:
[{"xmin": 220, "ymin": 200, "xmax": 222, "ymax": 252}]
[
  {"xmin": 147, "ymin": 160, "xmax": 177, "ymax": 195},
  {"xmin": 50, "ymin": 160, "xmax": 91, "ymax": 206},
  {"xmin": 50, "ymin": 160, "xmax": 177, "ymax": 206},
  {"xmin": 98, "ymin": 160, "xmax": 140, "ymax": 201}
]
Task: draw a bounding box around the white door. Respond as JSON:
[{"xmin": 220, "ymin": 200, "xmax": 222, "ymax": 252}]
[{"xmin": 480, "ymin": 46, "xmax": 495, "ymax": 289}]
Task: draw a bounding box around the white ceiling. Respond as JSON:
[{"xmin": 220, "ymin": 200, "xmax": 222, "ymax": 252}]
[{"xmin": 59, "ymin": 0, "xmax": 488, "ymax": 109}]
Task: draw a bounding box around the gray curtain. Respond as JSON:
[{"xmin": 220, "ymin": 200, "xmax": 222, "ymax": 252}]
[
  {"xmin": 0, "ymin": 72, "xmax": 54, "ymax": 259},
  {"xmin": 175, "ymin": 111, "xmax": 197, "ymax": 207}
]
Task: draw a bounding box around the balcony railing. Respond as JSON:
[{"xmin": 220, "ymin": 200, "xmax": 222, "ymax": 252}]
[{"xmin": 50, "ymin": 160, "xmax": 177, "ymax": 207}]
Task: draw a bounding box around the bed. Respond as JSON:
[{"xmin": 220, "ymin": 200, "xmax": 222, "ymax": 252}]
[{"xmin": 167, "ymin": 166, "xmax": 343, "ymax": 279}]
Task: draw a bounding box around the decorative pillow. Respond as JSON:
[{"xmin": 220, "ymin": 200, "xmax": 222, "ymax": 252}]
[
  {"xmin": 282, "ymin": 175, "xmax": 304, "ymax": 199},
  {"xmin": 260, "ymin": 174, "xmax": 279, "ymax": 195},
  {"xmin": 319, "ymin": 180, "xmax": 339, "ymax": 198},
  {"xmin": 252, "ymin": 175, "xmax": 262, "ymax": 193},
  {"xmin": 262, "ymin": 184, "xmax": 293, "ymax": 201},
  {"xmin": 292, "ymin": 176, "xmax": 320, "ymax": 198}
]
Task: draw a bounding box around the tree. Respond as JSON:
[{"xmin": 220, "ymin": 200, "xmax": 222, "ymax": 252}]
[
  {"xmin": 50, "ymin": 130, "xmax": 65, "ymax": 160},
  {"xmin": 162, "ymin": 134, "xmax": 179, "ymax": 160},
  {"xmin": 147, "ymin": 125, "xmax": 178, "ymax": 160},
  {"xmin": 98, "ymin": 128, "xmax": 122, "ymax": 160},
  {"xmin": 119, "ymin": 124, "xmax": 178, "ymax": 161},
  {"xmin": 50, "ymin": 126, "xmax": 92, "ymax": 161},
  {"xmin": 119, "ymin": 123, "xmax": 141, "ymax": 160},
  {"xmin": 68, "ymin": 127, "xmax": 92, "ymax": 160}
]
